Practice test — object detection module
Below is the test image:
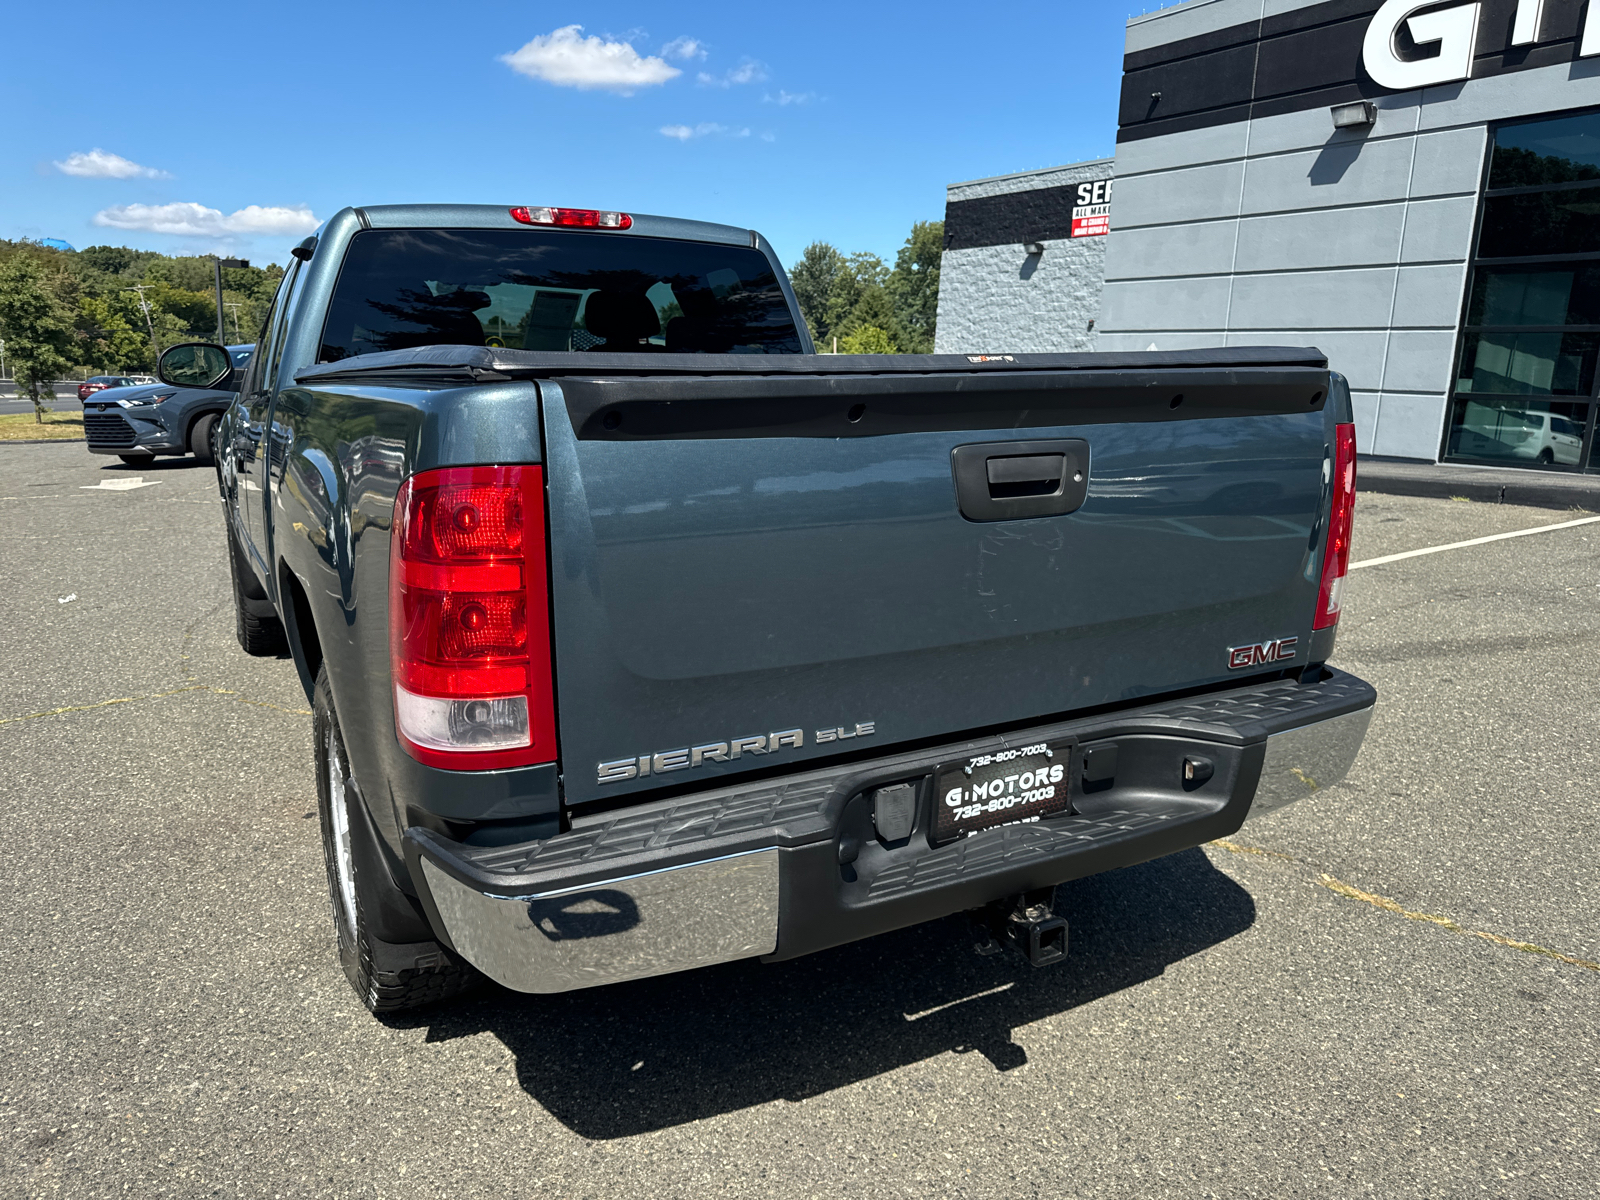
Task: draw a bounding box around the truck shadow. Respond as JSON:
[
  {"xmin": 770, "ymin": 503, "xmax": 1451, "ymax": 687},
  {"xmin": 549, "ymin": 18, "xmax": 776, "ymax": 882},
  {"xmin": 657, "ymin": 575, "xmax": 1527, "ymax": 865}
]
[{"xmin": 394, "ymin": 847, "xmax": 1253, "ymax": 1138}]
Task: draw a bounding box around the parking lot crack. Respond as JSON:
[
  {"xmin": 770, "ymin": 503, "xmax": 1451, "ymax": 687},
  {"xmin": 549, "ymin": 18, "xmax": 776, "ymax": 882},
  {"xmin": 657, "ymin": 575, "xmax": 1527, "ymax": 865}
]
[
  {"xmin": 1210, "ymin": 838, "xmax": 1599, "ymax": 974},
  {"xmin": 0, "ymin": 685, "xmax": 310, "ymax": 728}
]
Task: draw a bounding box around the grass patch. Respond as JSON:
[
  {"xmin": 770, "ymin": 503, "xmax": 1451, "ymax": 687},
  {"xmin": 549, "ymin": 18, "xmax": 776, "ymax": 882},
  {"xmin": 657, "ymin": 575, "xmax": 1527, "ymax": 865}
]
[{"xmin": 0, "ymin": 410, "xmax": 86, "ymax": 441}]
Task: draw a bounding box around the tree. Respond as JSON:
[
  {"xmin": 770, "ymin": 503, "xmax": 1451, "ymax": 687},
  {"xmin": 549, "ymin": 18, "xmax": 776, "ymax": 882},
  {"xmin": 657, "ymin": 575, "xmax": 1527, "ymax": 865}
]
[
  {"xmin": 839, "ymin": 325, "xmax": 898, "ymax": 354},
  {"xmin": 77, "ymin": 294, "xmax": 154, "ymax": 374},
  {"xmin": 887, "ymin": 220, "xmax": 944, "ymax": 354},
  {"xmin": 824, "ymin": 251, "xmax": 889, "ymax": 339},
  {"xmin": 0, "ymin": 254, "xmax": 75, "ymax": 422},
  {"xmin": 788, "ymin": 241, "xmax": 846, "ymax": 347},
  {"xmin": 834, "ymin": 283, "xmax": 907, "ymax": 352}
]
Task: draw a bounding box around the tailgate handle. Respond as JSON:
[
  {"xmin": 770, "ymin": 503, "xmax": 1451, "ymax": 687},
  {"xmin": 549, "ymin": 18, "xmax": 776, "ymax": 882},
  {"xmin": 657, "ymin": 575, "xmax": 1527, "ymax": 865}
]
[
  {"xmin": 952, "ymin": 439, "xmax": 1089, "ymax": 522},
  {"xmin": 986, "ymin": 454, "xmax": 1065, "ymax": 498}
]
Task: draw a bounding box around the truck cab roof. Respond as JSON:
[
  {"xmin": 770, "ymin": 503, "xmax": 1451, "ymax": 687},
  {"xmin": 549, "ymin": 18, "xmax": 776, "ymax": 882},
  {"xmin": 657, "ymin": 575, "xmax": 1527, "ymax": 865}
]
[{"xmin": 337, "ymin": 204, "xmax": 759, "ymax": 249}]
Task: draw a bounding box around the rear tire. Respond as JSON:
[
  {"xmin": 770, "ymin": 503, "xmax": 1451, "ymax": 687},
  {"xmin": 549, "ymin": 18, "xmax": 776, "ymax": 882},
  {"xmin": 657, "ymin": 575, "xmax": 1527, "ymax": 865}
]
[
  {"xmin": 190, "ymin": 413, "xmax": 218, "ymax": 466},
  {"xmin": 1537, "ymin": 448, "xmax": 1554, "ymax": 464},
  {"xmin": 314, "ymin": 666, "xmax": 478, "ymax": 1013},
  {"xmin": 225, "ymin": 520, "xmax": 287, "ymax": 656}
]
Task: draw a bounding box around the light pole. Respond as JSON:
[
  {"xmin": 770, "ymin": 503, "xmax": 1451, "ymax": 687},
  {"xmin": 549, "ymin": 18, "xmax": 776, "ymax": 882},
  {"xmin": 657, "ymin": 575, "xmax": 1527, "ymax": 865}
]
[{"xmin": 213, "ymin": 257, "xmax": 248, "ymax": 344}]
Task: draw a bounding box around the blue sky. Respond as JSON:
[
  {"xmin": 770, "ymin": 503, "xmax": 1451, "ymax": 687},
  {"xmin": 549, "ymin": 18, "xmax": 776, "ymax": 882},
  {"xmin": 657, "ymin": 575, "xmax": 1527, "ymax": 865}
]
[{"xmin": 1, "ymin": 1, "xmax": 1128, "ymax": 270}]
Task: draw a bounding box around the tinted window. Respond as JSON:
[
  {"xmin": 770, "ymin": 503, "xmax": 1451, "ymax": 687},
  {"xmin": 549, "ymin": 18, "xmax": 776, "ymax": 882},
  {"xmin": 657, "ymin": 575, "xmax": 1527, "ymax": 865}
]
[
  {"xmin": 318, "ymin": 228, "xmax": 803, "ymax": 361},
  {"xmin": 1455, "ymin": 331, "xmax": 1600, "ymax": 396},
  {"xmin": 1489, "ymin": 111, "xmax": 1600, "ymax": 189},
  {"xmin": 1478, "ymin": 186, "xmax": 1600, "ymax": 258},
  {"xmin": 1466, "ymin": 267, "xmax": 1600, "ymax": 326}
]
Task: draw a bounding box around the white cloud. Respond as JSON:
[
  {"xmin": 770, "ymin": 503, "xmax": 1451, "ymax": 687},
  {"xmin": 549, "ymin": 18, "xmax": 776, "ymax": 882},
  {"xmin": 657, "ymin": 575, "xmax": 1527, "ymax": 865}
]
[
  {"xmin": 697, "ymin": 60, "xmax": 767, "ymax": 87},
  {"xmin": 501, "ymin": 25, "xmax": 680, "ymax": 94},
  {"xmin": 761, "ymin": 131, "xmax": 777, "ymax": 142},
  {"xmin": 661, "ymin": 36, "xmax": 706, "ymax": 61},
  {"xmin": 92, "ymin": 202, "xmax": 320, "ymax": 238},
  {"xmin": 764, "ymin": 90, "xmax": 815, "ymax": 106},
  {"xmin": 659, "ymin": 123, "xmax": 754, "ymax": 142},
  {"xmin": 54, "ymin": 149, "xmax": 170, "ymax": 180},
  {"xmin": 660, "ymin": 123, "xmax": 727, "ymax": 140}
]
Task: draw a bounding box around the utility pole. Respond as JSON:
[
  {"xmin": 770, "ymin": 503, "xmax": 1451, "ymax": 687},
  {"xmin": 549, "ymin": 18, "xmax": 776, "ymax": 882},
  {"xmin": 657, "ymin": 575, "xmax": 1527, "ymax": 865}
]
[
  {"xmin": 124, "ymin": 286, "xmax": 160, "ymax": 360},
  {"xmin": 226, "ymin": 302, "xmax": 243, "ymax": 343},
  {"xmin": 212, "ymin": 257, "xmax": 247, "ymax": 345}
]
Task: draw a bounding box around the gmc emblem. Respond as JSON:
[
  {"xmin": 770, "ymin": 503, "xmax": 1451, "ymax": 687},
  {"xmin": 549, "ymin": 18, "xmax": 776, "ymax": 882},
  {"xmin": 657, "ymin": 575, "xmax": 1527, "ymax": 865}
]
[{"xmin": 1227, "ymin": 637, "xmax": 1298, "ymax": 670}]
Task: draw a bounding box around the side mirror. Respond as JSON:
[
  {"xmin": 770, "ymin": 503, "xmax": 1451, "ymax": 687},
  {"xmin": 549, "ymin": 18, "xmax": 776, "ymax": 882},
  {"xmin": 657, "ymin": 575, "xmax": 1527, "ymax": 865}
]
[{"xmin": 158, "ymin": 342, "xmax": 234, "ymax": 390}]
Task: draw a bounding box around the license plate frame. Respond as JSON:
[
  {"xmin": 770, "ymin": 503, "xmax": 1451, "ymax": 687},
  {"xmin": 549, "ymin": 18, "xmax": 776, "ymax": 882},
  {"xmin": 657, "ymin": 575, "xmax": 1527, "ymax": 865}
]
[{"xmin": 931, "ymin": 739, "xmax": 1075, "ymax": 845}]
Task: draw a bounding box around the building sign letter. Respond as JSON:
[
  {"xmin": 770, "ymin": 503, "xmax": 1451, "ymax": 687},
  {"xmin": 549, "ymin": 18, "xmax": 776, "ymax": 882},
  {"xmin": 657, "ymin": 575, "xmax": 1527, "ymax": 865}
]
[{"xmin": 1362, "ymin": 0, "xmax": 1481, "ymax": 89}]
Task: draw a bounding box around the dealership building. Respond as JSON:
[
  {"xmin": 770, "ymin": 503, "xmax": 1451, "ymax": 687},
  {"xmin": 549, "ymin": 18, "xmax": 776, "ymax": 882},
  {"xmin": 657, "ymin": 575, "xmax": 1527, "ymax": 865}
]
[{"xmin": 938, "ymin": 0, "xmax": 1600, "ymax": 473}]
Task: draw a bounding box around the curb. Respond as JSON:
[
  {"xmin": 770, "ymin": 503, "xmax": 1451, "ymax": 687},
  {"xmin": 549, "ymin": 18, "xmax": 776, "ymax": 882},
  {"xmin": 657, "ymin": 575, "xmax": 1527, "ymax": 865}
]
[
  {"xmin": 1359, "ymin": 458, "xmax": 1600, "ymax": 512},
  {"xmin": 0, "ymin": 437, "xmax": 87, "ymax": 445}
]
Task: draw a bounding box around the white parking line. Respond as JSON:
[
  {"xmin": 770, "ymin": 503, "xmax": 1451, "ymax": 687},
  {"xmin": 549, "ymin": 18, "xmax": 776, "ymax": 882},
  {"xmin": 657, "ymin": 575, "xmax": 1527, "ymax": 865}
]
[
  {"xmin": 80, "ymin": 477, "xmax": 161, "ymax": 491},
  {"xmin": 1350, "ymin": 514, "xmax": 1600, "ymax": 570}
]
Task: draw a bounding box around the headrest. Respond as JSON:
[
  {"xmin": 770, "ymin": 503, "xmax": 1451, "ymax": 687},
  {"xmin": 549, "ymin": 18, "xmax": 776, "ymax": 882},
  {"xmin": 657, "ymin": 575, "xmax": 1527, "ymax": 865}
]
[{"xmin": 584, "ymin": 291, "xmax": 660, "ymax": 341}]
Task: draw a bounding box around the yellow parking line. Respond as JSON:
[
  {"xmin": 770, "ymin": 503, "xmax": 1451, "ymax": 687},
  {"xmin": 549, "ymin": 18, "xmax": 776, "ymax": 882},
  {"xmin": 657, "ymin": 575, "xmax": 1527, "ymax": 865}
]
[{"xmin": 1210, "ymin": 839, "xmax": 1598, "ymax": 973}]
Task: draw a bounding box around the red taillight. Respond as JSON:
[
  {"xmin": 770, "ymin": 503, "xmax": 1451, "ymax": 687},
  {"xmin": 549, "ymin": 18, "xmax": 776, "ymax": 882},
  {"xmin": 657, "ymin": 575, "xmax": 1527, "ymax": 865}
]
[
  {"xmin": 1314, "ymin": 423, "xmax": 1357, "ymax": 630},
  {"xmin": 389, "ymin": 465, "xmax": 557, "ymax": 770},
  {"xmin": 509, "ymin": 206, "xmax": 632, "ymax": 230}
]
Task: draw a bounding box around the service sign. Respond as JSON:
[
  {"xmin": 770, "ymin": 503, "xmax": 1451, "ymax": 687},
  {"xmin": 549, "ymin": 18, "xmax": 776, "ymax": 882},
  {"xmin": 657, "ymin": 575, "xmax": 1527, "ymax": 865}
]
[{"xmin": 1071, "ymin": 179, "xmax": 1113, "ymax": 237}]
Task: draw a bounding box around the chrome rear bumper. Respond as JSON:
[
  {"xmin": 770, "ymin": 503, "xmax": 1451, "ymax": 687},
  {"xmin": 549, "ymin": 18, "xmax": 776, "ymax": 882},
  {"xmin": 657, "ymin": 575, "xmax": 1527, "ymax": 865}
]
[
  {"xmin": 418, "ymin": 849, "xmax": 779, "ymax": 994},
  {"xmin": 408, "ymin": 668, "xmax": 1376, "ymax": 994},
  {"xmin": 1247, "ymin": 705, "xmax": 1373, "ymax": 820}
]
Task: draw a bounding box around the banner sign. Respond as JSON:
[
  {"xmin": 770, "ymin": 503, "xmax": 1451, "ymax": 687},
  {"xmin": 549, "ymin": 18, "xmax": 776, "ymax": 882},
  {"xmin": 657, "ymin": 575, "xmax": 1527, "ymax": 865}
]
[{"xmin": 1071, "ymin": 180, "xmax": 1113, "ymax": 238}]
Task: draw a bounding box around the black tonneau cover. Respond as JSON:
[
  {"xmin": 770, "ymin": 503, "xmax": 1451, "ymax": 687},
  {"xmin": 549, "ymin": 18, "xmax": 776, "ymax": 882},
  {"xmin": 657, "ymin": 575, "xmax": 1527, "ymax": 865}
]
[
  {"xmin": 294, "ymin": 345, "xmax": 1335, "ymax": 440},
  {"xmin": 295, "ymin": 344, "xmax": 1329, "ymax": 388}
]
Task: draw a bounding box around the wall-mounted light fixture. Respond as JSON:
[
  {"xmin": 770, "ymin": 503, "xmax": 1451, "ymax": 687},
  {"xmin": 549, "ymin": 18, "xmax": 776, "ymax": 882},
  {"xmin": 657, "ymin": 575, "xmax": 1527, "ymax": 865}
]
[
  {"xmin": 1024, "ymin": 241, "xmax": 1046, "ymax": 256},
  {"xmin": 1330, "ymin": 101, "xmax": 1377, "ymax": 130}
]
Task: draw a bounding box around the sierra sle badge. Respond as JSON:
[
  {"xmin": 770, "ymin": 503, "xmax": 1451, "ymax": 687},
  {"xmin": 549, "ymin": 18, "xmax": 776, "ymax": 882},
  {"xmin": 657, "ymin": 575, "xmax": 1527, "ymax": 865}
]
[{"xmin": 597, "ymin": 720, "xmax": 876, "ymax": 784}]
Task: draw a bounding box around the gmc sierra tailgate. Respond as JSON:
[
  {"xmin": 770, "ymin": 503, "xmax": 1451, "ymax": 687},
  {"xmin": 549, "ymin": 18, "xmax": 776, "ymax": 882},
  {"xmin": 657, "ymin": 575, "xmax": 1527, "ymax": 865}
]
[{"xmin": 536, "ymin": 351, "xmax": 1340, "ymax": 805}]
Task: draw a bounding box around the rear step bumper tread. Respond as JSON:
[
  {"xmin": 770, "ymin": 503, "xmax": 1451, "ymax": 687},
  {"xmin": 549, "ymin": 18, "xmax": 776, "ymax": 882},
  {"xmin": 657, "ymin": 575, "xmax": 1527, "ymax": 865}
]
[{"xmin": 406, "ymin": 666, "xmax": 1376, "ymax": 994}]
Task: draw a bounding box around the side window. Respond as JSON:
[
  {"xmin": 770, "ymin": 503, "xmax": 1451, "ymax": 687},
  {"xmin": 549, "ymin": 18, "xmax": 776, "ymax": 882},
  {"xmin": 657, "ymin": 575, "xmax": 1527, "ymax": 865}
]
[
  {"xmin": 261, "ymin": 259, "xmax": 303, "ymax": 396},
  {"xmin": 240, "ymin": 267, "xmax": 293, "ymax": 398}
]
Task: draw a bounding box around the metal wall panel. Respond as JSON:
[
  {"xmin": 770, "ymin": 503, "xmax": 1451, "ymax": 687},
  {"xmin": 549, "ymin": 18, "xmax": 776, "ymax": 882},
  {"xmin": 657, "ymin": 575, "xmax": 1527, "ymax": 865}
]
[
  {"xmin": 1102, "ymin": 220, "xmax": 1239, "ymax": 280},
  {"xmin": 1398, "ymin": 197, "xmax": 1479, "ymax": 263},
  {"xmin": 1228, "ymin": 268, "xmax": 1397, "ymax": 329},
  {"xmin": 1374, "ymin": 392, "xmax": 1451, "ymax": 459},
  {"xmin": 1113, "ymin": 160, "xmax": 1246, "ymax": 228},
  {"xmin": 1100, "ymin": 276, "xmax": 1235, "ymax": 332},
  {"xmin": 1381, "ymin": 331, "xmax": 1459, "ymax": 394},
  {"xmin": 1233, "ymin": 204, "xmax": 1407, "ymax": 272}
]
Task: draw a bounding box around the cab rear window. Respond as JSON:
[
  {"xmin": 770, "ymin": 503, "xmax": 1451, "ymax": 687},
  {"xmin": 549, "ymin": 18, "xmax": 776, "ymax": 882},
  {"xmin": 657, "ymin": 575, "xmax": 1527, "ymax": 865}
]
[{"xmin": 317, "ymin": 228, "xmax": 803, "ymax": 360}]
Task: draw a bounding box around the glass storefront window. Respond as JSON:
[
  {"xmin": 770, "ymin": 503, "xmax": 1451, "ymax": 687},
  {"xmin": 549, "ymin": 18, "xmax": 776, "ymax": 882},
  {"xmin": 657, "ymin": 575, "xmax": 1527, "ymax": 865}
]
[
  {"xmin": 1466, "ymin": 266, "xmax": 1600, "ymax": 326},
  {"xmin": 1455, "ymin": 331, "xmax": 1600, "ymax": 395},
  {"xmin": 1445, "ymin": 398, "xmax": 1590, "ymax": 467},
  {"xmin": 1447, "ymin": 109, "xmax": 1600, "ymax": 472},
  {"xmin": 1488, "ymin": 112, "xmax": 1600, "ymax": 188},
  {"xmin": 1478, "ymin": 186, "xmax": 1600, "ymax": 258}
]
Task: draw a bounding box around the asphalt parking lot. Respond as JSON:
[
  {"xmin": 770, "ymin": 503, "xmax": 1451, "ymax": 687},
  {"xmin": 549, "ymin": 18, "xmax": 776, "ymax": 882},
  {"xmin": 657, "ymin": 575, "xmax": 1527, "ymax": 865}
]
[{"xmin": 1, "ymin": 441, "xmax": 1596, "ymax": 1199}]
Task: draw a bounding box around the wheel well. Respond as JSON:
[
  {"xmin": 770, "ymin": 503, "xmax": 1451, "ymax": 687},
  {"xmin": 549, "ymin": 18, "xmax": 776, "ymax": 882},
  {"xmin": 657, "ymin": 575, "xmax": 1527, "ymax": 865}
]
[{"xmin": 278, "ymin": 563, "xmax": 324, "ymax": 704}]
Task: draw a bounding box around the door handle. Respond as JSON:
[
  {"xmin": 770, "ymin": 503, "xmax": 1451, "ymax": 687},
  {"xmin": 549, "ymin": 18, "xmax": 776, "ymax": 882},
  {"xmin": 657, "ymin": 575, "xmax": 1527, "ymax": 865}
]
[{"xmin": 951, "ymin": 439, "xmax": 1089, "ymax": 522}]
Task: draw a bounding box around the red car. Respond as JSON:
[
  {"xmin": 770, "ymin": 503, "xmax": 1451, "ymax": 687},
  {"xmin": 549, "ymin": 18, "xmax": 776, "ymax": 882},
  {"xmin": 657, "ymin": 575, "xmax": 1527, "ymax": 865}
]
[{"xmin": 78, "ymin": 375, "xmax": 140, "ymax": 400}]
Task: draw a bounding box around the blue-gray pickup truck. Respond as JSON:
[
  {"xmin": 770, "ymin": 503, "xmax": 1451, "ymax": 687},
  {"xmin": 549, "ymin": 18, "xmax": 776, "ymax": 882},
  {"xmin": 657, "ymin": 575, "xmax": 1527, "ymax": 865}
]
[{"xmin": 156, "ymin": 203, "xmax": 1374, "ymax": 1014}]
